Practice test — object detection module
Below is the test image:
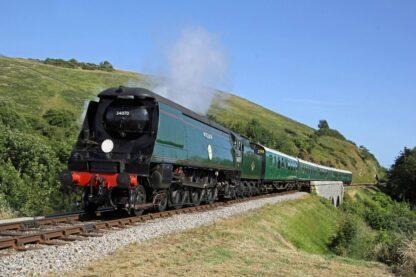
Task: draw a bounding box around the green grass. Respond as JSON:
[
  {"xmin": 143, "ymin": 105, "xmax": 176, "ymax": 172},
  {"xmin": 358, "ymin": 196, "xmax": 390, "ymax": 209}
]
[
  {"xmin": 0, "ymin": 56, "xmax": 380, "ymax": 184},
  {"xmin": 269, "ymin": 196, "xmax": 340, "ymax": 254}
]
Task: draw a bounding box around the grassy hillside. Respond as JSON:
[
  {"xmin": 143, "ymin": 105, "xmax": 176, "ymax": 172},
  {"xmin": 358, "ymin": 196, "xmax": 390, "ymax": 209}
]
[
  {"xmin": 0, "ymin": 57, "xmax": 149, "ymax": 117},
  {"xmin": 72, "ymin": 195, "xmax": 390, "ymax": 276}
]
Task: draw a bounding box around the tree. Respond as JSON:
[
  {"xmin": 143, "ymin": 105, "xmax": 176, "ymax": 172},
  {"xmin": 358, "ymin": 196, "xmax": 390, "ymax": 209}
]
[
  {"xmin": 318, "ymin": 120, "xmax": 329, "ymax": 130},
  {"xmin": 99, "ymin": 61, "xmax": 114, "ymax": 72},
  {"xmin": 315, "ymin": 119, "xmax": 346, "ymax": 141},
  {"xmin": 386, "ymin": 147, "xmax": 416, "ymax": 205}
]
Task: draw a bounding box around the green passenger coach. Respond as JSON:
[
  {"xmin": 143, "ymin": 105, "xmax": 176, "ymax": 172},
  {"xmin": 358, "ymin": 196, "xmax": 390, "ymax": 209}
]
[{"xmin": 263, "ymin": 147, "xmax": 299, "ymax": 181}]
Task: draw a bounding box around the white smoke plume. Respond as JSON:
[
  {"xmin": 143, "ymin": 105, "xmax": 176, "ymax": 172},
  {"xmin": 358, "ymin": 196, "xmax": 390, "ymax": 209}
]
[
  {"xmin": 78, "ymin": 96, "xmax": 99, "ymax": 127},
  {"xmin": 153, "ymin": 27, "xmax": 229, "ymax": 115}
]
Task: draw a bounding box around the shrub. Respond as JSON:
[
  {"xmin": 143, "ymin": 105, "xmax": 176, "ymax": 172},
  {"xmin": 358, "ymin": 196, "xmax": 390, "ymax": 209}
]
[
  {"xmin": 315, "ymin": 128, "xmax": 346, "ymax": 140},
  {"xmin": 386, "ymin": 147, "xmax": 416, "ymax": 205},
  {"xmin": 329, "ymin": 213, "xmax": 374, "ymax": 259},
  {"xmin": 337, "ymin": 188, "xmax": 416, "ymax": 268},
  {"xmin": 43, "ymin": 109, "xmax": 75, "ymax": 128},
  {"xmin": 359, "ymin": 145, "xmax": 378, "ymax": 162},
  {"xmin": 315, "ymin": 119, "xmax": 346, "ymax": 140},
  {"xmin": 0, "ymin": 193, "xmax": 16, "ymax": 219},
  {"xmin": 318, "ymin": 120, "xmax": 329, "ymax": 129},
  {"xmin": 0, "ymin": 126, "xmax": 68, "ymax": 215},
  {"xmin": 99, "ymin": 61, "xmax": 114, "ymax": 72},
  {"xmin": 0, "ymin": 100, "xmax": 29, "ymax": 130},
  {"xmin": 397, "ymin": 235, "xmax": 416, "ymax": 275},
  {"xmin": 43, "ymin": 58, "xmax": 114, "ymax": 72}
]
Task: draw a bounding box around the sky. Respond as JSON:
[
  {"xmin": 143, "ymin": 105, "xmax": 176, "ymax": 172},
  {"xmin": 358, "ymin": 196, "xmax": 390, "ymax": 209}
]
[{"xmin": 0, "ymin": 0, "xmax": 415, "ymax": 167}]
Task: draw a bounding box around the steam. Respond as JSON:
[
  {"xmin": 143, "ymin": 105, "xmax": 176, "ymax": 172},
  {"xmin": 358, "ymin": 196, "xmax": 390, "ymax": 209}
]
[
  {"xmin": 153, "ymin": 27, "xmax": 229, "ymax": 115},
  {"xmin": 78, "ymin": 96, "xmax": 99, "ymax": 127}
]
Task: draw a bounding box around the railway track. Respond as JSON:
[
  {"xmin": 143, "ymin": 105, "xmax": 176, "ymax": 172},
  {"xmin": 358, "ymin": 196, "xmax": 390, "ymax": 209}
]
[{"xmin": 0, "ymin": 191, "xmax": 296, "ymax": 253}]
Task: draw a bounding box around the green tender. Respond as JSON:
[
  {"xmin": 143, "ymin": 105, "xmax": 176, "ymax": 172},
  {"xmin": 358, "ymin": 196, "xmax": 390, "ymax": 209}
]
[{"xmin": 151, "ymin": 103, "xmax": 236, "ymax": 171}]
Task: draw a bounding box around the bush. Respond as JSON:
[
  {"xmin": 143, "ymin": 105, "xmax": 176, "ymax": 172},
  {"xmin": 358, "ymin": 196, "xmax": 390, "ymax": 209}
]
[
  {"xmin": 0, "ymin": 100, "xmax": 29, "ymax": 130},
  {"xmin": 99, "ymin": 61, "xmax": 114, "ymax": 72},
  {"xmin": 318, "ymin": 120, "xmax": 329, "ymax": 129},
  {"xmin": 43, "ymin": 58, "xmax": 114, "ymax": 72},
  {"xmin": 0, "ymin": 192, "xmax": 16, "ymax": 219},
  {"xmin": 315, "ymin": 119, "xmax": 346, "ymax": 140},
  {"xmin": 336, "ymin": 188, "xmax": 416, "ymax": 269},
  {"xmin": 359, "ymin": 145, "xmax": 378, "ymax": 162},
  {"xmin": 397, "ymin": 235, "xmax": 416, "ymax": 275},
  {"xmin": 315, "ymin": 128, "xmax": 346, "ymax": 140},
  {"xmin": 374, "ymin": 231, "xmax": 406, "ymax": 267},
  {"xmin": 329, "ymin": 213, "xmax": 374, "ymax": 259},
  {"xmin": 43, "ymin": 109, "xmax": 75, "ymax": 128},
  {"xmin": 386, "ymin": 147, "xmax": 416, "ymax": 205},
  {"xmin": 0, "ymin": 126, "xmax": 68, "ymax": 215}
]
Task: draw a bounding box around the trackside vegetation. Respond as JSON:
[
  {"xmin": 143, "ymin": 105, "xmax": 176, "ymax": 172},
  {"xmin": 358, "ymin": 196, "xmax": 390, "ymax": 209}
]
[{"xmin": 331, "ymin": 187, "xmax": 416, "ymax": 275}]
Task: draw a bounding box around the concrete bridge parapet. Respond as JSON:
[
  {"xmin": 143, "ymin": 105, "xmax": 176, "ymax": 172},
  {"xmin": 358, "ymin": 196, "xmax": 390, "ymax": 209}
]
[{"xmin": 310, "ymin": 181, "xmax": 344, "ymax": 206}]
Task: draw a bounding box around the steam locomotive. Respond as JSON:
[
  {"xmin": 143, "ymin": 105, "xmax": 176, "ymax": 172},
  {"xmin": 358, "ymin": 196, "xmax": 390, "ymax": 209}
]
[{"xmin": 60, "ymin": 87, "xmax": 352, "ymax": 215}]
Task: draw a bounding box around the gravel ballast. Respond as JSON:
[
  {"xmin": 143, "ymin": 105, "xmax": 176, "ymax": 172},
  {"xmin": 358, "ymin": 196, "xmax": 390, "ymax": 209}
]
[{"xmin": 0, "ymin": 192, "xmax": 307, "ymax": 276}]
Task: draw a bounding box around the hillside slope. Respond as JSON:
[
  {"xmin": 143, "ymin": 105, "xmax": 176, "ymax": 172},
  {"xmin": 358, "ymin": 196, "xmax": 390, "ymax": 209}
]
[{"xmin": 0, "ymin": 56, "xmax": 379, "ymax": 183}]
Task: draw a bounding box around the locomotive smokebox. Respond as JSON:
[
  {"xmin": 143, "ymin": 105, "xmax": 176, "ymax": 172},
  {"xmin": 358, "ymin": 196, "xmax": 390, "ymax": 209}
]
[{"xmin": 104, "ymin": 102, "xmax": 149, "ymax": 138}]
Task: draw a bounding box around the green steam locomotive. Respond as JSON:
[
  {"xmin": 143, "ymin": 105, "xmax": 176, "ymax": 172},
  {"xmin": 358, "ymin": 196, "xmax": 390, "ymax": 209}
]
[{"xmin": 61, "ymin": 87, "xmax": 352, "ymax": 215}]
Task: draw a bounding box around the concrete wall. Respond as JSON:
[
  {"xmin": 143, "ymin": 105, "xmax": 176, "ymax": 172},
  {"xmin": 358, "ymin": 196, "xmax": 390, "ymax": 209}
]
[{"xmin": 310, "ymin": 181, "xmax": 344, "ymax": 206}]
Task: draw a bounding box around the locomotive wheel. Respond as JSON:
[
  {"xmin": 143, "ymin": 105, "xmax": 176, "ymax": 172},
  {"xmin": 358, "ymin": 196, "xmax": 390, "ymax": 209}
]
[
  {"xmin": 252, "ymin": 182, "xmax": 259, "ymax": 196},
  {"xmin": 84, "ymin": 203, "xmax": 98, "ymax": 217},
  {"xmin": 169, "ymin": 189, "xmax": 183, "ymax": 209},
  {"xmin": 191, "ymin": 189, "xmax": 202, "ymax": 206},
  {"xmin": 248, "ymin": 183, "xmax": 254, "ymax": 197},
  {"xmin": 205, "ymin": 188, "xmax": 215, "ymax": 204},
  {"xmin": 129, "ymin": 185, "xmax": 146, "ymax": 216},
  {"xmin": 182, "ymin": 190, "xmax": 190, "ymax": 206},
  {"xmin": 156, "ymin": 193, "xmax": 168, "ymax": 212},
  {"xmin": 236, "ymin": 184, "xmax": 244, "ymax": 199},
  {"xmin": 82, "ymin": 189, "xmax": 98, "ymax": 217},
  {"xmin": 243, "ymin": 182, "xmax": 251, "ymax": 197},
  {"xmin": 231, "ymin": 186, "xmax": 237, "ymax": 199}
]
